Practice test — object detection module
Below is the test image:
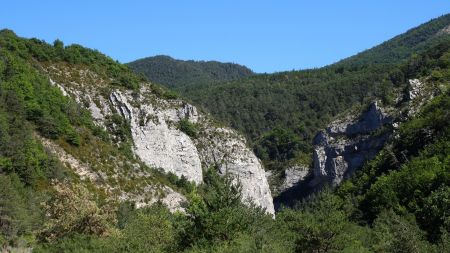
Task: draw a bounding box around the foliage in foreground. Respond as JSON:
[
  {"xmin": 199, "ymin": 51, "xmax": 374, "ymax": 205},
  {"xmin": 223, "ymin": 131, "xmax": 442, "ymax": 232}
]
[{"xmin": 33, "ymin": 87, "xmax": 450, "ymax": 252}]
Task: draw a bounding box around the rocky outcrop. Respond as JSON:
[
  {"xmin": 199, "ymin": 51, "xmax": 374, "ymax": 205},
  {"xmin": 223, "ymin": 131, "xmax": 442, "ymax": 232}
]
[
  {"xmin": 109, "ymin": 90, "xmax": 204, "ymax": 184},
  {"xmin": 311, "ymin": 101, "xmax": 393, "ymax": 186},
  {"xmin": 278, "ymin": 166, "xmax": 309, "ymax": 193},
  {"xmin": 308, "ymin": 78, "xmax": 439, "ymax": 188},
  {"xmin": 275, "ymin": 78, "xmax": 440, "ymax": 208},
  {"xmin": 110, "ymin": 90, "xmax": 274, "ymax": 213},
  {"xmin": 437, "ymin": 24, "xmax": 450, "ymax": 36},
  {"xmin": 407, "ymin": 79, "xmax": 424, "ymax": 100},
  {"xmin": 196, "ymin": 126, "xmax": 274, "ymax": 213},
  {"xmin": 45, "ymin": 65, "xmax": 275, "ymax": 214},
  {"xmin": 405, "ymin": 79, "xmax": 440, "ymax": 117},
  {"xmin": 114, "ymin": 89, "xmax": 274, "ymax": 213}
]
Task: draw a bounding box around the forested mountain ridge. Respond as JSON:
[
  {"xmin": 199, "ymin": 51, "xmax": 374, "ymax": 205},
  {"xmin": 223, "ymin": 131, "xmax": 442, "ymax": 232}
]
[
  {"xmin": 0, "ymin": 13, "xmax": 450, "ymax": 253},
  {"xmin": 127, "ymin": 55, "xmax": 254, "ymax": 89},
  {"xmin": 131, "ymin": 14, "xmax": 450, "ymax": 190},
  {"xmin": 338, "ymin": 13, "xmax": 450, "ymax": 67}
]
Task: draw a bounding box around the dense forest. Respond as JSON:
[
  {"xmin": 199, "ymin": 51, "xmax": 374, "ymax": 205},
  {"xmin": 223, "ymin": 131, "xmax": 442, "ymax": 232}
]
[
  {"xmin": 131, "ymin": 15, "xmax": 450, "ymax": 177},
  {"xmin": 35, "ymin": 35, "xmax": 450, "ymax": 253},
  {"xmin": 128, "ymin": 55, "xmax": 254, "ymax": 89},
  {"xmin": 0, "ymin": 14, "xmax": 450, "ymax": 253}
]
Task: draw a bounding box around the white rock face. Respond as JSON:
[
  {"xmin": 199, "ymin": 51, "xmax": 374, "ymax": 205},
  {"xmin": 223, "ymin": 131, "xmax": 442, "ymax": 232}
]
[
  {"xmin": 408, "ymin": 79, "xmax": 424, "ymax": 100},
  {"xmin": 49, "ymin": 78, "xmax": 68, "ymax": 96},
  {"xmin": 196, "ymin": 127, "xmax": 275, "ymax": 214},
  {"xmin": 109, "ymin": 90, "xmax": 203, "ymax": 184},
  {"xmin": 406, "ymin": 79, "xmax": 439, "ymax": 117},
  {"xmin": 107, "ymin": 88, "xmax": 274, "ymax": 214},
  {"xmin": 313, "ymin": 146, "xmax": 327, "ymax": 180},
  {"xmin": 311, "ymin": 101, "xmax": 392, "ymax": 186},
  {"xmin": 278, "ymin": 166, "xmax": 309, "ymax": 192},
  {"xmin": 46, "ymin": 66, "xmax": 274, "ymax": 214}
]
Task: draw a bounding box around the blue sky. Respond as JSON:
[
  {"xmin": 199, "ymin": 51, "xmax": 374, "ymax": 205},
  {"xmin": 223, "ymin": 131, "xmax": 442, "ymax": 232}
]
[{"xmin": 2, "ymin": 1, "xmax": 450, "ymax": 73}]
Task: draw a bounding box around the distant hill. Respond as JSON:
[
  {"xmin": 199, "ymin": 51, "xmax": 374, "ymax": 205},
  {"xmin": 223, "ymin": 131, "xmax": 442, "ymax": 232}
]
[{"xmin": 127, "ymin": 55, "xmax": 254, "ymax": 89}]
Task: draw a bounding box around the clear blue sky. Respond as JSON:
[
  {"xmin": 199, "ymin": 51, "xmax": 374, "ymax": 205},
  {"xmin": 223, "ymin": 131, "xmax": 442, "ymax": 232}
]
[{"xmin": 2, "ymin": 1, "xmax": 450, "ymax": 73}]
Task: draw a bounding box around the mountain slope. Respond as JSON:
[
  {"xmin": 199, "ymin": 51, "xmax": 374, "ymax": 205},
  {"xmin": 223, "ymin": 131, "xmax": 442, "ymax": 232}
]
[
  {"xmin": 338, "ymin": 13, "xmax": 450, "ymax": 67},
  {"xmin": 0, "ymin": 29, "xmax": 274, "ymax": 250},
  {"xmin": 127, "ymin": 55, "xmax": 254, "ymax": 89},
  {"xmin": 37, "ymin": 56, "xmax": 450, "ymax": 251},
  {"xmin": 133, "ymin": 14, "xmax": 450, "ymax": 188},
  {"xmin": 17, "ymin": 30, "xmax": 273, "ymax": 213},
  {"xmin": 1, "ymin": 17, "xmax": 450, "ymax": 252}
]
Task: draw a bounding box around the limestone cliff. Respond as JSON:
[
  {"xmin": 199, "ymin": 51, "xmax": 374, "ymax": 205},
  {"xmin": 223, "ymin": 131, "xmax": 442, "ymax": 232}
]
[
  {"xmin": 109, "ymin": 90, "xmax": 203, "ymax": 184},
  {"xmin": 275, "ymin": 78, "xmax": 441, "ymax": 208},
  {"xmin": 309, "ymin": 79, "xmax": 439, "ymax": 187},
  {"xmin": 311, "ymin": 101, "xmax": 393, "ymax": 187},
  {"xmin": 44, "ymin": 64, "xmax": 275, "ymax": 214},
  {"xmin": 195, "ymin": 126, "xmax": 273, "ymax": 211},
  {"xmin": 308, "ymin": 78, "xmax": 440, "ymax": 188}
]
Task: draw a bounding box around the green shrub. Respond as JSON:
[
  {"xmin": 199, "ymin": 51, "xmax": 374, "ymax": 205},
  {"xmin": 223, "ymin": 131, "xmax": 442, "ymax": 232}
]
[
  {"xmin": 65, "ymin": 129, "xmax": 81, "ymax": 146},
  {"xmin": 178, "ymin": 118, "xmax": 198, "ymax": 138}
]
